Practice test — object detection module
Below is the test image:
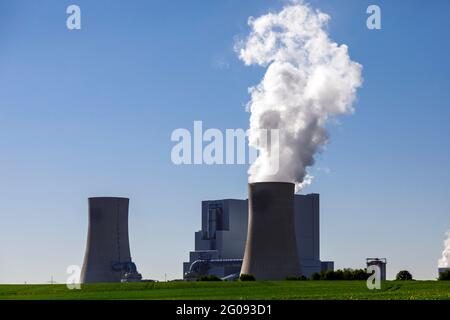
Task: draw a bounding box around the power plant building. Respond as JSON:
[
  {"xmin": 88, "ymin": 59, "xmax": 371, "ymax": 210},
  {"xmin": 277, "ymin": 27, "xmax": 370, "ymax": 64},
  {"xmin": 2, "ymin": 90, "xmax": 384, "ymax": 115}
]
[
  {"xmin": 81, "ymin": 197, "xmax": 142, "ymax": 283},
  {"xmin": 183, "ymin": 192, "xmax": 333, "ymax": 279},
  {"xmin": 295, "ymin": 194, "xmax": 321, "ymax": 277},
  {"xmin": 183, "ymin": 199, "xmax": 248, "ymax": 279}
]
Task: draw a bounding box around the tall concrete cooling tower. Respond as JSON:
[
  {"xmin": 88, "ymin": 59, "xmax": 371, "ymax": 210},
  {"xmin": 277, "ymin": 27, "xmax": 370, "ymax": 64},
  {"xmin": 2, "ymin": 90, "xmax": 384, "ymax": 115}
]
[
  {"xmin": 240, "ymin": 182, "xmax": 302, "ymax": 280},
  {"xmin": 81, "ymin": 197, "xmax": 142, "ymax": 283}
]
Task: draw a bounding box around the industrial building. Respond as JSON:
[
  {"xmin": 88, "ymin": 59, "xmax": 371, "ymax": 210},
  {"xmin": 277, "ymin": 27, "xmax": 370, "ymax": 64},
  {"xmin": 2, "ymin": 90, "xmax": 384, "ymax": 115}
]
[
  {"xmin": 81, "ymin": 197, "xmax": 142, "ymax": 283},
  {"xmin": 183, "ymin": 190, "xmax": 334, "ymax": 279},
  {"xmin": 183, "ymin": 199, "xmax": 248, "ymax": 279}
]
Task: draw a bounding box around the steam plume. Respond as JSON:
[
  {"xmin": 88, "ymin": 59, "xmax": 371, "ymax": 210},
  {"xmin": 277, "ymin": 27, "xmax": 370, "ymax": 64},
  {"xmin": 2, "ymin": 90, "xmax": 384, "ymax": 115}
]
[
  {"xmin": 237, "ymin": 2, "xmax": 363, "ymax": 190},
  {"xmin": 438, "ymin": 230, "xmax": 450, "ymax": 268}
]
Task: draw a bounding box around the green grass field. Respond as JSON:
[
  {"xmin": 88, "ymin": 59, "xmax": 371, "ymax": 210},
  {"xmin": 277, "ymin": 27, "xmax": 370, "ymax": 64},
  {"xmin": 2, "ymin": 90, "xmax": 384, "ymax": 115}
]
[{"xmin": 0, "ymin": 281, "xmax": 449, "ymax": 300}]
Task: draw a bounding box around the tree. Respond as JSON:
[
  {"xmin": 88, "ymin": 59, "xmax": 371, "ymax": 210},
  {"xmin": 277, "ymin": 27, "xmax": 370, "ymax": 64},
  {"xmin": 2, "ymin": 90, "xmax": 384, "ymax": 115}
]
[
  {"xmin": 286, "ymin": 276, "xmax": 308, "ymax": 281},
  {"xmin": 240, "ymin": 274, "xmax": 255, "ymax": 281},
  {"xmin": 396, "ymin": 270, "xmax": 413, "ymax": 281},
  {"xmin": 197, "ymin": 275, "xmax": 222, "ymax": 281},
  {"xmin": 311, "ymin": 272, "xmax": 321, "ymax": 280},
  {"xmin": 310, "ymin": 269, "xmax": 368, "ymax": 280}
]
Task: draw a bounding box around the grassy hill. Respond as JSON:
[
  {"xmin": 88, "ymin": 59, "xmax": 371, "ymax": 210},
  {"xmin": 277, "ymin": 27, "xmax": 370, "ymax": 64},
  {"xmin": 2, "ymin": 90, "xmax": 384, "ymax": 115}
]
[{"xmin": 0, "ymin": 281, "xmax": 449, "ymax": 300}]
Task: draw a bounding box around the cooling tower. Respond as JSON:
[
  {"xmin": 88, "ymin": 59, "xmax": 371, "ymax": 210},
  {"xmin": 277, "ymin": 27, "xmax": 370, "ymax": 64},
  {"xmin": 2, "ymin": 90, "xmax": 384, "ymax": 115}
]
[
  {"xmin": 81, "ymin": 197, "xmax": 141, "ymax": 283},
  {"xmin": 240, "ymin": 182, "xmax": 302, "ymax": 280}
]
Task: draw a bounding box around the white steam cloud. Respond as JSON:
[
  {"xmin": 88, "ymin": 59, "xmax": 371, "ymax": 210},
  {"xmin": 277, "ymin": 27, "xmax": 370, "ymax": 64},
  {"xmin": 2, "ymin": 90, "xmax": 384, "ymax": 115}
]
[
  {"xmin": 237, "ymin": 2, "xmax": 363, "ymax": 190},
  {"xmin": 438, "ymin": 230, "xmax": 450, "ymax": 268}
]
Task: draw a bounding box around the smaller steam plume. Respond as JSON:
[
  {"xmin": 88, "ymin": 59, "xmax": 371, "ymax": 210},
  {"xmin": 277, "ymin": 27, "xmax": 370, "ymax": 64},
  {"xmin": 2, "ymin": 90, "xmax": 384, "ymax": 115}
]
[{"xmin": 438, "ymin": 230, "xmax": 450, "ymax": 268}]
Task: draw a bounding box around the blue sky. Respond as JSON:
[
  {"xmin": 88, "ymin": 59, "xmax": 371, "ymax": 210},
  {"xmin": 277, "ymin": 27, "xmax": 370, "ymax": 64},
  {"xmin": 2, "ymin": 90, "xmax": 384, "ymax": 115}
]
[{"xmin": 0, "ymin": 0, "xmax": 449, "ymax": 283}]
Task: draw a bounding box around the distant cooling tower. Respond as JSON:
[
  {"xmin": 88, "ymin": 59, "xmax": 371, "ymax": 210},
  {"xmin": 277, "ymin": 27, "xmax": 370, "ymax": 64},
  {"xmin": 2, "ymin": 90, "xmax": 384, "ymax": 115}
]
[
  {"xmin": 241, "ymin": 182, "xmax": 302, "ymax": 280},
  {"xmin": 81, "ymin": 197, "xmax": 142, "ymax": 283}
]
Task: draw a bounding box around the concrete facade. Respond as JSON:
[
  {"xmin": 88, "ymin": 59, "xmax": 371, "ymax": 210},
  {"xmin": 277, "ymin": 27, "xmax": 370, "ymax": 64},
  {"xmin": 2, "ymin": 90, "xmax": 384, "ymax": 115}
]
[
  {"xmin": 241, "ymin": 182, "xmax": 301, "ymax": 280},
  {"xmin": 183, "ymin": 199, "xmax": 247, "ymax": 278},
  {"xmin": 81, "ymin": 197, "xmax": 141, "ymax": 283},
  {"xmin": 321, "ymin": 261, "xmax": 335, "ymax": 272},
  {"xmin": 294, "ymin": 194, "xmax": 321, "ymax": 277}
]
